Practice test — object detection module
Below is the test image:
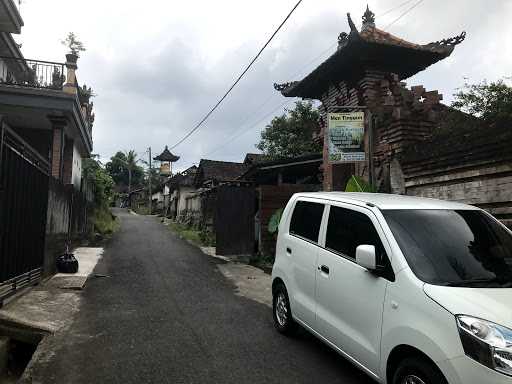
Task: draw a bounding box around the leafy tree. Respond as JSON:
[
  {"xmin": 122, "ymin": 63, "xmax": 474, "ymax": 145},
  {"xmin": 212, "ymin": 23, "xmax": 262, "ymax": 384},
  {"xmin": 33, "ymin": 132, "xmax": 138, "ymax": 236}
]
[
  {"xmin": 452, "ymin": 78, "xmax": 512, "ymax": 122},
  {"xmin": 82, "ymin": 156, "xmax": 114, "ymax": 207},
  {"xmin": 105, "ymin": 151, "xmax": 144, "ymax": 191},
  {"xmin": 123, "ymin": 150, "xmax": 139, "ymax": 194},
  {"xmin": 256, "ymin": 101, "xmax": 322, "ymax": 159}
]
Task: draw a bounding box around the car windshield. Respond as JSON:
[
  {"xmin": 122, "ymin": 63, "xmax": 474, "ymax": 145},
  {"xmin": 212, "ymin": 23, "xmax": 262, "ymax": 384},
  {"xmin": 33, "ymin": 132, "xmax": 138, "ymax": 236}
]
[{"xmin": 383, "ymin": 209, "xmax": 512, "ymax": 287}]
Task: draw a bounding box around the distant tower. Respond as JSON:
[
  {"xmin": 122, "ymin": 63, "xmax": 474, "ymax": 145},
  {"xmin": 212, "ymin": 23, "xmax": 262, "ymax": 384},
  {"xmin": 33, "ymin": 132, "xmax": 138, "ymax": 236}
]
[{"xmin": 153, "ymin": 146, "xmax": 180, "ymax": 176}]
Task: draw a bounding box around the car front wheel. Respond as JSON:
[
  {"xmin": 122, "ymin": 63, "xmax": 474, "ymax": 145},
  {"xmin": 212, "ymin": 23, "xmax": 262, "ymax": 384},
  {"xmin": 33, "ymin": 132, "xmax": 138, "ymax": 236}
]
[{"xmin": 392, "ymin": 357, "xmax": 447, "ymax": 384}]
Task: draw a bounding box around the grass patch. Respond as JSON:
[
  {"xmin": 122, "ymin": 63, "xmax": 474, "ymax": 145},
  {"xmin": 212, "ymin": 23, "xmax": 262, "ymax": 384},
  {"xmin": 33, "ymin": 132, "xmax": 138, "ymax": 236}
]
[
  {"xmin": 249, "ymin": 253, "xmax": 274, "ymax": 274},
  {"xmin": 92, "ymin": 206, "xmax": 119, "ymax": 236},
  {"xmin": 167, "ymin": 221, "xmax": 212, "ymax": 246},
  {"xmin": 134, "ymin": 206, "xmax": 150, "ymax": 215}
]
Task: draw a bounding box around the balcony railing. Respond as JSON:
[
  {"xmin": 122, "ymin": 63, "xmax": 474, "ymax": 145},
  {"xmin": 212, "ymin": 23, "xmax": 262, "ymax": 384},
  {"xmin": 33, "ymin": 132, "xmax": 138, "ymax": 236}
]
[{"xmin": 0, "ymin": 56, "xmax": 66, "ymax": 90}]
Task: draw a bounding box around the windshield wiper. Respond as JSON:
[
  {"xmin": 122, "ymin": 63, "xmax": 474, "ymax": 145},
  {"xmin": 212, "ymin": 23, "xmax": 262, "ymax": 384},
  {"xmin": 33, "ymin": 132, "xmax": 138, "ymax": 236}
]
[{"xmin": 444, "ymin": 278, "xmax": 512, "ymax": 287}]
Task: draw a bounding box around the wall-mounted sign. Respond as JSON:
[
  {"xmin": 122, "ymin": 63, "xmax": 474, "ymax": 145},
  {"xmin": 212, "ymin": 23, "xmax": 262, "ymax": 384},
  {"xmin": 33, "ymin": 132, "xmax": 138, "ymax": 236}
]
[{"xmin": 327, "ymin": 112, "xmax": 365, "ymax": 163}]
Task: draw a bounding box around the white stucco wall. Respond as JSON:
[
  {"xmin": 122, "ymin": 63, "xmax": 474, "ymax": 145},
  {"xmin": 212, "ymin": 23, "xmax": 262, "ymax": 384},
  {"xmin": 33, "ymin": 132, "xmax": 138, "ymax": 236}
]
[
  {"xmin": 0, "ymin": 58, "xmax": 8, "ymax": 81},
  {"xmin": 71, "ymin": 144, "xmax": 82, "ymax": 189},
  {"xmin": 177, "ymin": 187, "xmax": 196, "ymax": 216}
]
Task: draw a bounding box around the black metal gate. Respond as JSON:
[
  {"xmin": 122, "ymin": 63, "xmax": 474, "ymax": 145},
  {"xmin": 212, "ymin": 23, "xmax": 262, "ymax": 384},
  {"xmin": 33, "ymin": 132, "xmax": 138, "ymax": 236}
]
[
  {"xmin": 215, "ymin": 185, "xmax": 255, "ymax": 256},
  {"xmin": 0, "ymin": 122, "xmax": 49, "ymax": 302}
]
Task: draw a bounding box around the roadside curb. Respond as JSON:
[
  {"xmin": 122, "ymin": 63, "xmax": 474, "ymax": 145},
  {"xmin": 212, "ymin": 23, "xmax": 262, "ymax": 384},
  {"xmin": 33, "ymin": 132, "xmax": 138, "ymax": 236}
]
[{"xmin": 164, "ymin": 221, "xmax": 272, "ymax": 307}]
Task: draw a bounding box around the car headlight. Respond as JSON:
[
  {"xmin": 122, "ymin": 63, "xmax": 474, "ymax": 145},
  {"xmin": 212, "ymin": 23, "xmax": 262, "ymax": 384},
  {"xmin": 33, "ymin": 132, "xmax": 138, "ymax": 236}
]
[{"xmin": 457, "ymin": 315, "xmax": 512, "ymax": 376}]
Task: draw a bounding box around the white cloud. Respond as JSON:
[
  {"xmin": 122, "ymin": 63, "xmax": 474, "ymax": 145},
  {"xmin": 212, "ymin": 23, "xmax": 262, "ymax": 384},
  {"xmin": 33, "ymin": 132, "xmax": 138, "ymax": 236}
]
[{"xmin": 15, "ymin": 0, "xmax": 512, "ymax": 171}]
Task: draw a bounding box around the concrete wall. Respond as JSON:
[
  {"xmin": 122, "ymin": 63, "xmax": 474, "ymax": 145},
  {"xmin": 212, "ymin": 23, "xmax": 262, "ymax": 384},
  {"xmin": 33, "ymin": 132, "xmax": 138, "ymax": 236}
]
[{"xmin": 44, "ymin": 177, "xmax": 92, "ymax": 276}]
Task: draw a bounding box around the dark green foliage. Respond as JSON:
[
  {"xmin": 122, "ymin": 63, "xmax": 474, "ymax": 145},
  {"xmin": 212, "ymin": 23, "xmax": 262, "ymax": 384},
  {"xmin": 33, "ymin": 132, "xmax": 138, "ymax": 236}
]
[
  {"xmin": 82, "ymin": 156, "xmax": 115, "ymax": 207},
  {"xmin": 256, "ymin": 101, "xmax": 322, "ymax": 159},
  {"xmin": 452, "ymin": 78, "xmax": 512, "ymax": 122},
  {"xmin": 82, "ymin": 156, "xmax": 118, "ymax": 235},
  {"xmin": 105, "ymin": 151, "xmax": 144, "ymax": 191}
]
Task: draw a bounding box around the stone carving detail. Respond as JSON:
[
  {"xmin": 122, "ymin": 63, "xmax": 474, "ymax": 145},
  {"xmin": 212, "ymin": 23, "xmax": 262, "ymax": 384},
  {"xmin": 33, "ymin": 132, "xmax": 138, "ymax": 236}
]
[
  {"xmin": 337, "ymin": 32, "xmax": 349, "ymax": 49},
  {"xmin": 362, "ymin": 5, "xmax": 375, "ymax": 27},
  {"xmin": 273, "ymin": 82, "xmax": 298, "ymax": 92},
  {"xmin": 431, "ymin": 31, "xmax": 466, "ymax": 47}
]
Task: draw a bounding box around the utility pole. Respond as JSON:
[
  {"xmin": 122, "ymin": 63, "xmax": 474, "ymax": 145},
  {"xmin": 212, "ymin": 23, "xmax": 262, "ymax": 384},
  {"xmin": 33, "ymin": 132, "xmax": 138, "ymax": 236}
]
[{"xmin": 148, "ymin": 147, "xmax": 152, "ymax": 214}]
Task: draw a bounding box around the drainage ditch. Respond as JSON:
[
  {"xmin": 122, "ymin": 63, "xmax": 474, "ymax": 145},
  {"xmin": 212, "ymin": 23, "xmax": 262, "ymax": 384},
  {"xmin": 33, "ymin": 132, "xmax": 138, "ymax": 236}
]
[{"xmin": 0, "ymin": 320, "xmax": 48, "ymax": 383}]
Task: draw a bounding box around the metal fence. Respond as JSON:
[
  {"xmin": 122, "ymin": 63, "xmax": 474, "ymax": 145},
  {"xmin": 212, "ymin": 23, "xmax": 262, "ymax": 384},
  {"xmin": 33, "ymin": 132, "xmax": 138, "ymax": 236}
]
[
  {"xmin": 0, "ymin": 56, "xmax": 65, "ymax": 90},
  {"xmin": 0, "ymin": 122, "xmax": 50, "ymax": 303}
]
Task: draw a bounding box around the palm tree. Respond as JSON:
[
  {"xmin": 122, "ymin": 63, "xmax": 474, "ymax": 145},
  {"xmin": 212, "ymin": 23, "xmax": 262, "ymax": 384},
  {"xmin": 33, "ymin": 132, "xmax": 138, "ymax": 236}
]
[{"xmin": 122, "ymin": 150, "xmax": 138, "ymax": 194}]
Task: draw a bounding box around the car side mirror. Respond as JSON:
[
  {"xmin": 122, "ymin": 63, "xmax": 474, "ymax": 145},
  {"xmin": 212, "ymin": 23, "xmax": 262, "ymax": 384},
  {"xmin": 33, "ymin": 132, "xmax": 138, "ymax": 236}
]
[{"xmin": 356, "ymin": 245, "xmax": 377, "ymax": 271}]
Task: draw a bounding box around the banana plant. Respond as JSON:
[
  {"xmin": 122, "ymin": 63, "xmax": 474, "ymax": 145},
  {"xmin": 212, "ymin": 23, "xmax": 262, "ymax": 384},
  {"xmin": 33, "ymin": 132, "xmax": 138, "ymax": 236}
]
[
  {"xmin": 268, "ymin": 208, "xmax": 284, "ymax": 235},
  {"xmin": 345, "ymin": 175, "xmax": 377, "ymax": 192}
]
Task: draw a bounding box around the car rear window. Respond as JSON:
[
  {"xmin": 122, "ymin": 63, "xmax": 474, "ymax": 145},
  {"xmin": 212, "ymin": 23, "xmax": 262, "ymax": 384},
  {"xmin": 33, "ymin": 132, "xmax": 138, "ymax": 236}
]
[{"xmin": 289, "ymin": 200, "xmax": 324, "ymax": 243}]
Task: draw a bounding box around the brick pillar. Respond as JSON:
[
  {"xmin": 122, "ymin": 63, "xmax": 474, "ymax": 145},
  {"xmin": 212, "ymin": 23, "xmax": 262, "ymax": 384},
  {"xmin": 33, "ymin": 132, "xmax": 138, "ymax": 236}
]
[
  {"xmin": 63, "ymin": 53, "xmax": 78, "ymax": 95},
  {"xmin": 62, "ymin": 138, "xmax": 74, "ymax": 184},
  {"xmin": 48, "ymin": 116, "xmax": 68, "ymax": 180}
]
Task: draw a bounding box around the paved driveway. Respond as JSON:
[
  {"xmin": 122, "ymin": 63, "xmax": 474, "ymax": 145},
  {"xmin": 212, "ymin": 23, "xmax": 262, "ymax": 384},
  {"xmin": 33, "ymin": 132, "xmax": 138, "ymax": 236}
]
[{"xmin": 24, "ymin": 209, "xmax": 374, "ymax": 384}]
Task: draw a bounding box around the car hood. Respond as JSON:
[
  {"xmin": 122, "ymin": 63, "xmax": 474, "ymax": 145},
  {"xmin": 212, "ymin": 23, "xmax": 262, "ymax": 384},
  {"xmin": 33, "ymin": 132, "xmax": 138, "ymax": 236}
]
[{"xmin": 424, "ymin": 284, "xmax": 512, "ymax": 329}]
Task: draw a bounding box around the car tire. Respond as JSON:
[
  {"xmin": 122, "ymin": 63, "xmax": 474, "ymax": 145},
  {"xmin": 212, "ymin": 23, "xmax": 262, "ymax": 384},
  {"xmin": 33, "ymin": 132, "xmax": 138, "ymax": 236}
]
[
  {"xmin": 272, "ymin": 283, "xmax": 297, "ymax": 335},
  {"xmin": 392, "ymin": 356, "xmax": 447, "ymax": 384}
]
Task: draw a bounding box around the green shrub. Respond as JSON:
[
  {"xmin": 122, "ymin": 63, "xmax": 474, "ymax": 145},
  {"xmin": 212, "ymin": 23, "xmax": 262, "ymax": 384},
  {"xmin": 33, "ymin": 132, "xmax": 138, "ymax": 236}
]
[{"xmin": 93, "ymin": 206, "xmax": 119, "ymax": 235}]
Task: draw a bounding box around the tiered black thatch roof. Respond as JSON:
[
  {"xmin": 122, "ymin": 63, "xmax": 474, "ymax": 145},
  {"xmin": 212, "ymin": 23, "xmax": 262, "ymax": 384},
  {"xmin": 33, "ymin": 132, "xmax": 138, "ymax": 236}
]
[{"xmin": 153, "ymin": 146, "xmax": 180, "ymax": 162}]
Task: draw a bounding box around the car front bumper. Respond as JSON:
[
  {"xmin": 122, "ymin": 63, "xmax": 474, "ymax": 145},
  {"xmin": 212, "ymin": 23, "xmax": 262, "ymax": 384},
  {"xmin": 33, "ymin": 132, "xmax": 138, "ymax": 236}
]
[{"xmin": 438, "ymin": 355, "xmax": 512, "ymax": 384}]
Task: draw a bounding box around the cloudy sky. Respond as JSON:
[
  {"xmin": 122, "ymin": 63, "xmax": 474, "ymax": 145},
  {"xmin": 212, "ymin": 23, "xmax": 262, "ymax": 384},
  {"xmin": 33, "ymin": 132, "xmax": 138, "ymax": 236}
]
[{"xmin": 14, "ymin": 0, "xmax": 512, "ymax": 171}]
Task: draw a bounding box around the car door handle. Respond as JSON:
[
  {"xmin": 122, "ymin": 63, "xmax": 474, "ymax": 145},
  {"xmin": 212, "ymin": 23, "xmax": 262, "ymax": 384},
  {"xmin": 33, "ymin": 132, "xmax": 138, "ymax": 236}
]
[
  {"xmin": 319, "ymin": 265, "xmax": 329, "ymax": 274},
  {"xmin": 286, "ymin": 247, "xmax": 292, "ymax": 255}
]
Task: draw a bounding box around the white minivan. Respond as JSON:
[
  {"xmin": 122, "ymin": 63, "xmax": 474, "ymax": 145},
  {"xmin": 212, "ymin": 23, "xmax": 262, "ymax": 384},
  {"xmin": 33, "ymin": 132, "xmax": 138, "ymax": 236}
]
[{"xmin": 271, "ymin": 192, "xmax": 512, "ymax": 384}]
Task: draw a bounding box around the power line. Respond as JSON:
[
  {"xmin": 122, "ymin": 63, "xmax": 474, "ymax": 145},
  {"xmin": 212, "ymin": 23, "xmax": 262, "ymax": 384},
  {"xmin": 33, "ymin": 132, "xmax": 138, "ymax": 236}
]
[
  {"xmin": 169, "ymin": 0, "xmax": 304, "ymax": 151},
  {"xmin": 206, "ymin": 99, "xmax": 293, "ymax": 157},
  {"xmin": 183, "ymin": 1, "xmax": 427, "ymax": 162},
  {"xmin": 379, "ymin": 0, "xmax": 417, "ymax": 17},
  {"xmin": 384, "ymin": 0, "xmax": 426, "ymax": 30}
]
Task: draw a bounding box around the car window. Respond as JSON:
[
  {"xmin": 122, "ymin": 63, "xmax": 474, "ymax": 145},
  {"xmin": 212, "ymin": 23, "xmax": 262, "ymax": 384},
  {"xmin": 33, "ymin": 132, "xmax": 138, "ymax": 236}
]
[
  {"xmin": 383, "ymin": 209, "xmax": 512, "ymax": 286},
  {"xmin": 326, "ymin": 206, "xmax": 387, "ymax": 263},
  {"xmin": 289, "ymin": 200, "xmax": 324, "ymax": 243}
]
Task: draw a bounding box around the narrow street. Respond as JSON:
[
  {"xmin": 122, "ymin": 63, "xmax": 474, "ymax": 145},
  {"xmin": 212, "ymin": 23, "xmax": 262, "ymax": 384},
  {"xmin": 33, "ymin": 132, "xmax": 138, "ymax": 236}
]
[{"xmin": 24, "ymin": 209, "xmax": 373, "ymax": 384}]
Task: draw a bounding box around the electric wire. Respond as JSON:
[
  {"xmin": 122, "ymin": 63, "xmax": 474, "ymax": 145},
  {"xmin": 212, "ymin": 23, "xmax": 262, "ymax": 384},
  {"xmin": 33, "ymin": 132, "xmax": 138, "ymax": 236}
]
[
  {"xmin": 384, "ymin": 0, "xmax": 426, "ymax": 30},
  {"xmin": 175, "ymin": 0, "xmax": 428, "ymax": 168},
  {"xmin": 168, "ymin": 0, "xmax": 304, "ymax": 151}
]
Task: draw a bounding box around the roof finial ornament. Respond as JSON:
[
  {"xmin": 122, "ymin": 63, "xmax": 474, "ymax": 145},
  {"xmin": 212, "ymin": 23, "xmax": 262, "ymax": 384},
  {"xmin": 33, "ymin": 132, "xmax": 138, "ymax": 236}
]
[
  {"xmin": 362, "ymin": 5, "xmax": 375, "ymax": 30},
  {"xmin": 347, "ymin": 13, "xmax": 358, "ymax": 34}
]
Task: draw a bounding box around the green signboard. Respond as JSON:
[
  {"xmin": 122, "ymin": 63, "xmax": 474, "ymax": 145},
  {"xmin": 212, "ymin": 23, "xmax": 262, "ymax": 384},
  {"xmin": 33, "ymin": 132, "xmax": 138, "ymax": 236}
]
[{"xmin": 327, "ymin": 112, "xmax": 365, "ymax": 163}]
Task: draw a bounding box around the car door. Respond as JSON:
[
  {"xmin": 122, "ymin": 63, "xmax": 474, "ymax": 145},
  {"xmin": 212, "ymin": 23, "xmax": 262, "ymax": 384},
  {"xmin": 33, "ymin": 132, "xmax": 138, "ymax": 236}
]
[
  {"xmin": 315, "ymin": 203, "xmax": 393, "ymax": 376},
  {"xmin": 283, "ymin": 198, "xmax": 325, "ymax": 328}
]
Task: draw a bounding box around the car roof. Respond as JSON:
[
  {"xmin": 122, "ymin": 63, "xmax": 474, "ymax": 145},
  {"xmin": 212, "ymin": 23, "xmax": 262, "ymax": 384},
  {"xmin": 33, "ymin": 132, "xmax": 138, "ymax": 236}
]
[{"xmin": 294, "ymin": 192, "xmax": 478, "ymax": 211}]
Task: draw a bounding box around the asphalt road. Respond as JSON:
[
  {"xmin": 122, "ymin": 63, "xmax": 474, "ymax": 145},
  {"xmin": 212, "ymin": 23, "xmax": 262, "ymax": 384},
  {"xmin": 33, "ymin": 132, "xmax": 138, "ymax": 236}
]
[{"xmin": 27, "ymin": 209, "xmax": 374, "ymax": 384}]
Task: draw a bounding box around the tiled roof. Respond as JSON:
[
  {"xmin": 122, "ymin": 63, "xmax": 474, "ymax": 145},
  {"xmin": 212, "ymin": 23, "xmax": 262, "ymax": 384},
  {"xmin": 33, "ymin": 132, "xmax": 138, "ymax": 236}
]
[
  {"xmin": 243, "ymin": 153, "xmax": 265, "ymax": 165},
  {"xmin": 400, "ymin": 108, "xmax": 512, "ymax": 170},
  {"xmin": 196, "ymin": 159, "xmax": 248, "ymax": 185},
  {"xmin": 274, "ymin": 9, "xmax": 465, "ymax": 99}
]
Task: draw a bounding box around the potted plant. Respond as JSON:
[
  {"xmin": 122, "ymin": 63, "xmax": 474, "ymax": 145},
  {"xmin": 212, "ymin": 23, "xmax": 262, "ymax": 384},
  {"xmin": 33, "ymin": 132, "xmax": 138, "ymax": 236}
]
[{"xmin": 61, "ymin": 32, "xmax": 86, "ymax": 63}]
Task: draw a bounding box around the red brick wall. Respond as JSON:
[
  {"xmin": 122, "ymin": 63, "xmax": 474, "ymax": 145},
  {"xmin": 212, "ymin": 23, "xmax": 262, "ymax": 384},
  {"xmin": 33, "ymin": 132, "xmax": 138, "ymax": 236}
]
[
  {"xmin": 61, "ymin": 138, "xmax": 74, "ymax": 184},
  {"xmin": 317, "ymin": 70, "xmax": 442, "ymax": 192},
  {"xmin": 51, "ymin": 128, "xmax": 63, "ymax": 179}
]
